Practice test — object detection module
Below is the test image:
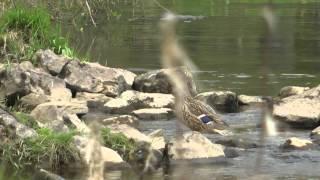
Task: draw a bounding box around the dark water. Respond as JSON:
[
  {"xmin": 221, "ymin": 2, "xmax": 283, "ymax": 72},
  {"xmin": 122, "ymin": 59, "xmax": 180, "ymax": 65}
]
[{"xmin": 63, "ymin": 0, "xmax": 320, "ymax": 96}]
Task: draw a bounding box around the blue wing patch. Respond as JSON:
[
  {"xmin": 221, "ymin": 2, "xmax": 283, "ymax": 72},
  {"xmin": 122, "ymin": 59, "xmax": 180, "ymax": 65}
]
[{"xmin": 197, "ymin": 114, "xmax": 212, "ymax": 124}]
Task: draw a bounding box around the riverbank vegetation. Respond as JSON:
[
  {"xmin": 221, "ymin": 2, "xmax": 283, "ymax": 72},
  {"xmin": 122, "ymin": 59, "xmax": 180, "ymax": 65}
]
[{"xmin": 0, "ymin": 5, "xmax": 137, "ymax": 178}]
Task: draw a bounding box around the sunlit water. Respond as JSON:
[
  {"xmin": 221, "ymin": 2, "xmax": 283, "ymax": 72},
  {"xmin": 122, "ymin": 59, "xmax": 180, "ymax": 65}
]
[{"xmin": 4, "ymin": 0, "xmax": 320, "ymax": 179}]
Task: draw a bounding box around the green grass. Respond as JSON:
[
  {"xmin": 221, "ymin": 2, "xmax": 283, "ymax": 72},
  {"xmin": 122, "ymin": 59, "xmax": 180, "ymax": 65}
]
[
  {"xmin": 13, "ymin": 112, "xmax": 39, "ymax": 130},
  {"xmin": 0, "ymin": 6, "xmax": 76, "ymax": 62},
  {"xmin": 1, "ymin": 128, "xmax": 80, "ymax": 170},
  {"xmin": 101, "ymin": 128, "xmax": 136, "ymax": 161}
]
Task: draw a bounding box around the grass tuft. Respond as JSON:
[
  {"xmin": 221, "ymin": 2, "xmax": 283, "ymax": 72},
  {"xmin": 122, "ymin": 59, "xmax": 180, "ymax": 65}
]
[
  {"xmin": 1, "ymin": 128, "xmax": 80, "ymax": 170},
  {"xmin": 0, "ymin": 6, "xmax": 76, "ymax": 62},
  {"xmin": 101, "ymin": 128, "xmax": 136, "ymax": 161}
]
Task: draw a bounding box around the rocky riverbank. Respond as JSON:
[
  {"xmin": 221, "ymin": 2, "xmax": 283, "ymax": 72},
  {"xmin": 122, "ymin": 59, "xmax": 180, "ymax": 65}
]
[{"xmin": 0, "ymin": 50, "xmax": 319, "ymax": 178}]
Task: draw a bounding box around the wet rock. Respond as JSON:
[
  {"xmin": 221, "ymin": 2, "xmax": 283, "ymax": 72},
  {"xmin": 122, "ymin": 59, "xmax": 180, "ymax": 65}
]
[
  {"xmin": 310, "ymin": 126, "xmax": 320, "ymax": 143},
  {"xmin": 215, "ymin": 138, "xmax": 258, "ymax": 149},
  {"xmin": 120, "ymin": 90, "xmax": 174, "ymax": 108},
  {"xmin": 148, "ymin": 129, "xmax": 166, "ymax": 150},
  {"xmin": 223, "ymin": 147, "xmax": 240, "ymax": 158},
  {"xmin": 168, "ymin": 131, "xmax": 225, "ymax": 159},
  {"xmin": 0, "ymin": 62, "xmax": 70, "ymax": 103},
  {"xmin": 279, "ymin": 86, "xmax": 310, "ymax": 99},
  {"xmin": 281, "ymin": 137, "xmax": 314, "ymax": 150},
  {"xmin": 109, "ymin": 124, "xmax": 151, "ymax": 143},
  {"xmin": 102, "ymin": 115, "xmax": 139, "ymax": 128},
  {"xmin": 132, "ymin": 108, "xmax": 174, "ymax": 120},
  {"xmin": 74, "ymin": 135, "xmax": 124, "ymax": 165},
  {"xmin": 195, "ymin": 91, "xmax": 238, "ymax": 112},
  {"xmin": 238, "ymin": 95, "xmax": 266, "ymax": 105},
  {"xmin": 273, "ymin": 85, "xmax": 320, "ymax": 128},
  {"xmin": 59, "ymin": 61, "xmax": 136, "ymax": 97},
  {"xmin": 75, "ymin": 92, "xmax": 112, "ymax": 110},
  {"xmin": 128, "ymin": 142, "xmax": 163, "ymax": 173},
  {"xmin": 132, "ymin": 67, "xmax": 197, "ymax": 95},
  {"xmin": 0, "ymin": 108, "xmax": 36, "ymax": 138},
  {"xmin": 36, "ymin": 49, "xmax": 70, "ymax": 75}
]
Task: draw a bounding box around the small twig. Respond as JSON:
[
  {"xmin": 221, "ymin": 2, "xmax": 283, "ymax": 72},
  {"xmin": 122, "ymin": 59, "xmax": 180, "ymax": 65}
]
[{"xmin": 85, "ymin": 0, "xmax": 97, "ymax": 27}]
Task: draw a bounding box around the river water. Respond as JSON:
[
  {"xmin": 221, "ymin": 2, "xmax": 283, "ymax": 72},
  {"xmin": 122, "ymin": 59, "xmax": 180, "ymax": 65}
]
[{"xmin": 5, "ymin": 0, "xmax": 320, "ymax": 179}]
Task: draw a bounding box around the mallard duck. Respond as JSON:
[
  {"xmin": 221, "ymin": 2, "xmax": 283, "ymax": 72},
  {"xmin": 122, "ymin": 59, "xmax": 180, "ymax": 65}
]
[
  {"xmin": 160, "ymin": 13, "xmax": 231, "ymax": 135},
  {"xmin": 181, "ymin": 96, "xmax": 230, "ymax": 135}
]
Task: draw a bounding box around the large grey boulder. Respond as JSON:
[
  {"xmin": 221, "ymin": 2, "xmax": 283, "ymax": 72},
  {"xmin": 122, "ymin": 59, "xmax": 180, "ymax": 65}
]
[
  {"xmin": 59, "ymin": 61, "xmax": 136, "ymax": 97},
  {"xmin": 133, "ymin": 67, "xmax": 197, "ymax": 95},
  {"xmin": 0, "ymin": 108, "xmax": 36, "ymax": 138},
  {"xmin": 279, "ymin": 86, "xmax": 310, "ymax": 99},
  {"xmin": 0, "ymin": 62, "xmax": 70, "ymax": 102},
  {"xmin": 35, "ymin": 49, "xmax": 70, "ymax": 75},
  {"xmin": 195, "ymin": 91, "xmax": 238, "ymax": 112},
  {"xmin": 168, "ymin": 131, "xmax": 225, "ymax": 159},
  {"xmin": 273, "ymin": 85, "xmax": 320, "ymax": 128}
]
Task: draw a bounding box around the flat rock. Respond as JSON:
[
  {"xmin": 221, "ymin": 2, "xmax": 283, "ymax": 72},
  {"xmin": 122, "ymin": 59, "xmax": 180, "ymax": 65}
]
[
  {"xmin": 168, "ymin": 131, "xmax": 225, "ymax": 159},
  {"xmin": 76, "ymin": 92, "xmax": 112, "ymax": 110},
  {"xmin": 31, "ymin": 100, "xmax": 88, "ymax": 125},
  {"xmin": 59, "ymin": 61, "xmax": 136, "ymax": 97},
  {"xmin": 132, "ymin": 108, "xmax": 174, "ymax": 120},
  {"xmin": 104, "ymin": 98, "xmax": 134, "ymax": 114},
  {"xmin": 273, "ymin": 85, "xmax": 320, "ymax": 128},
  {"xmin": 109, "ymin": 124, "xmax": 150, "ymax": 143},
  {"xmin": 35, "ymin": 49, "xmax": 70, "ymax": 75},
  {"xmin": 102, "ymin": 115, "xmax": 139, "ymax": 128},
  {"xmin": 238, "ymin": 95, "xmax": 266, "ymax": 105},
  {"xmin": 279, "ymin": 86, "xmax": 310, "ymax": 99},
  {"xmin": 132, "ymin": 67, "xmax": 197, "ymax": 95},
  {"xmin": 120, "ymin": 90, "xmax": 175, "ymax": 108},
  {"xmin": 195, "ymin": 91, "xmax": 238, "ymax": 112},
  {"xmin": 281, "ymin": 137, "xmax": 314, "ymax": 150}
]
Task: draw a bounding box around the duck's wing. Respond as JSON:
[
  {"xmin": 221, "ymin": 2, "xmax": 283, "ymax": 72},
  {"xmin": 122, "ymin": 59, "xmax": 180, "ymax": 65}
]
[{"xmin": 187, "ymin": 98, "xmax": 227, "ymax": 122}]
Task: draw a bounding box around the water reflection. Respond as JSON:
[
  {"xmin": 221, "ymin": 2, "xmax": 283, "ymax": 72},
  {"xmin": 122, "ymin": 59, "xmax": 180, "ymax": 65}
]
[{"xmin": 60, "ymin": 0, "xmax": 320, "ymax": 96}]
